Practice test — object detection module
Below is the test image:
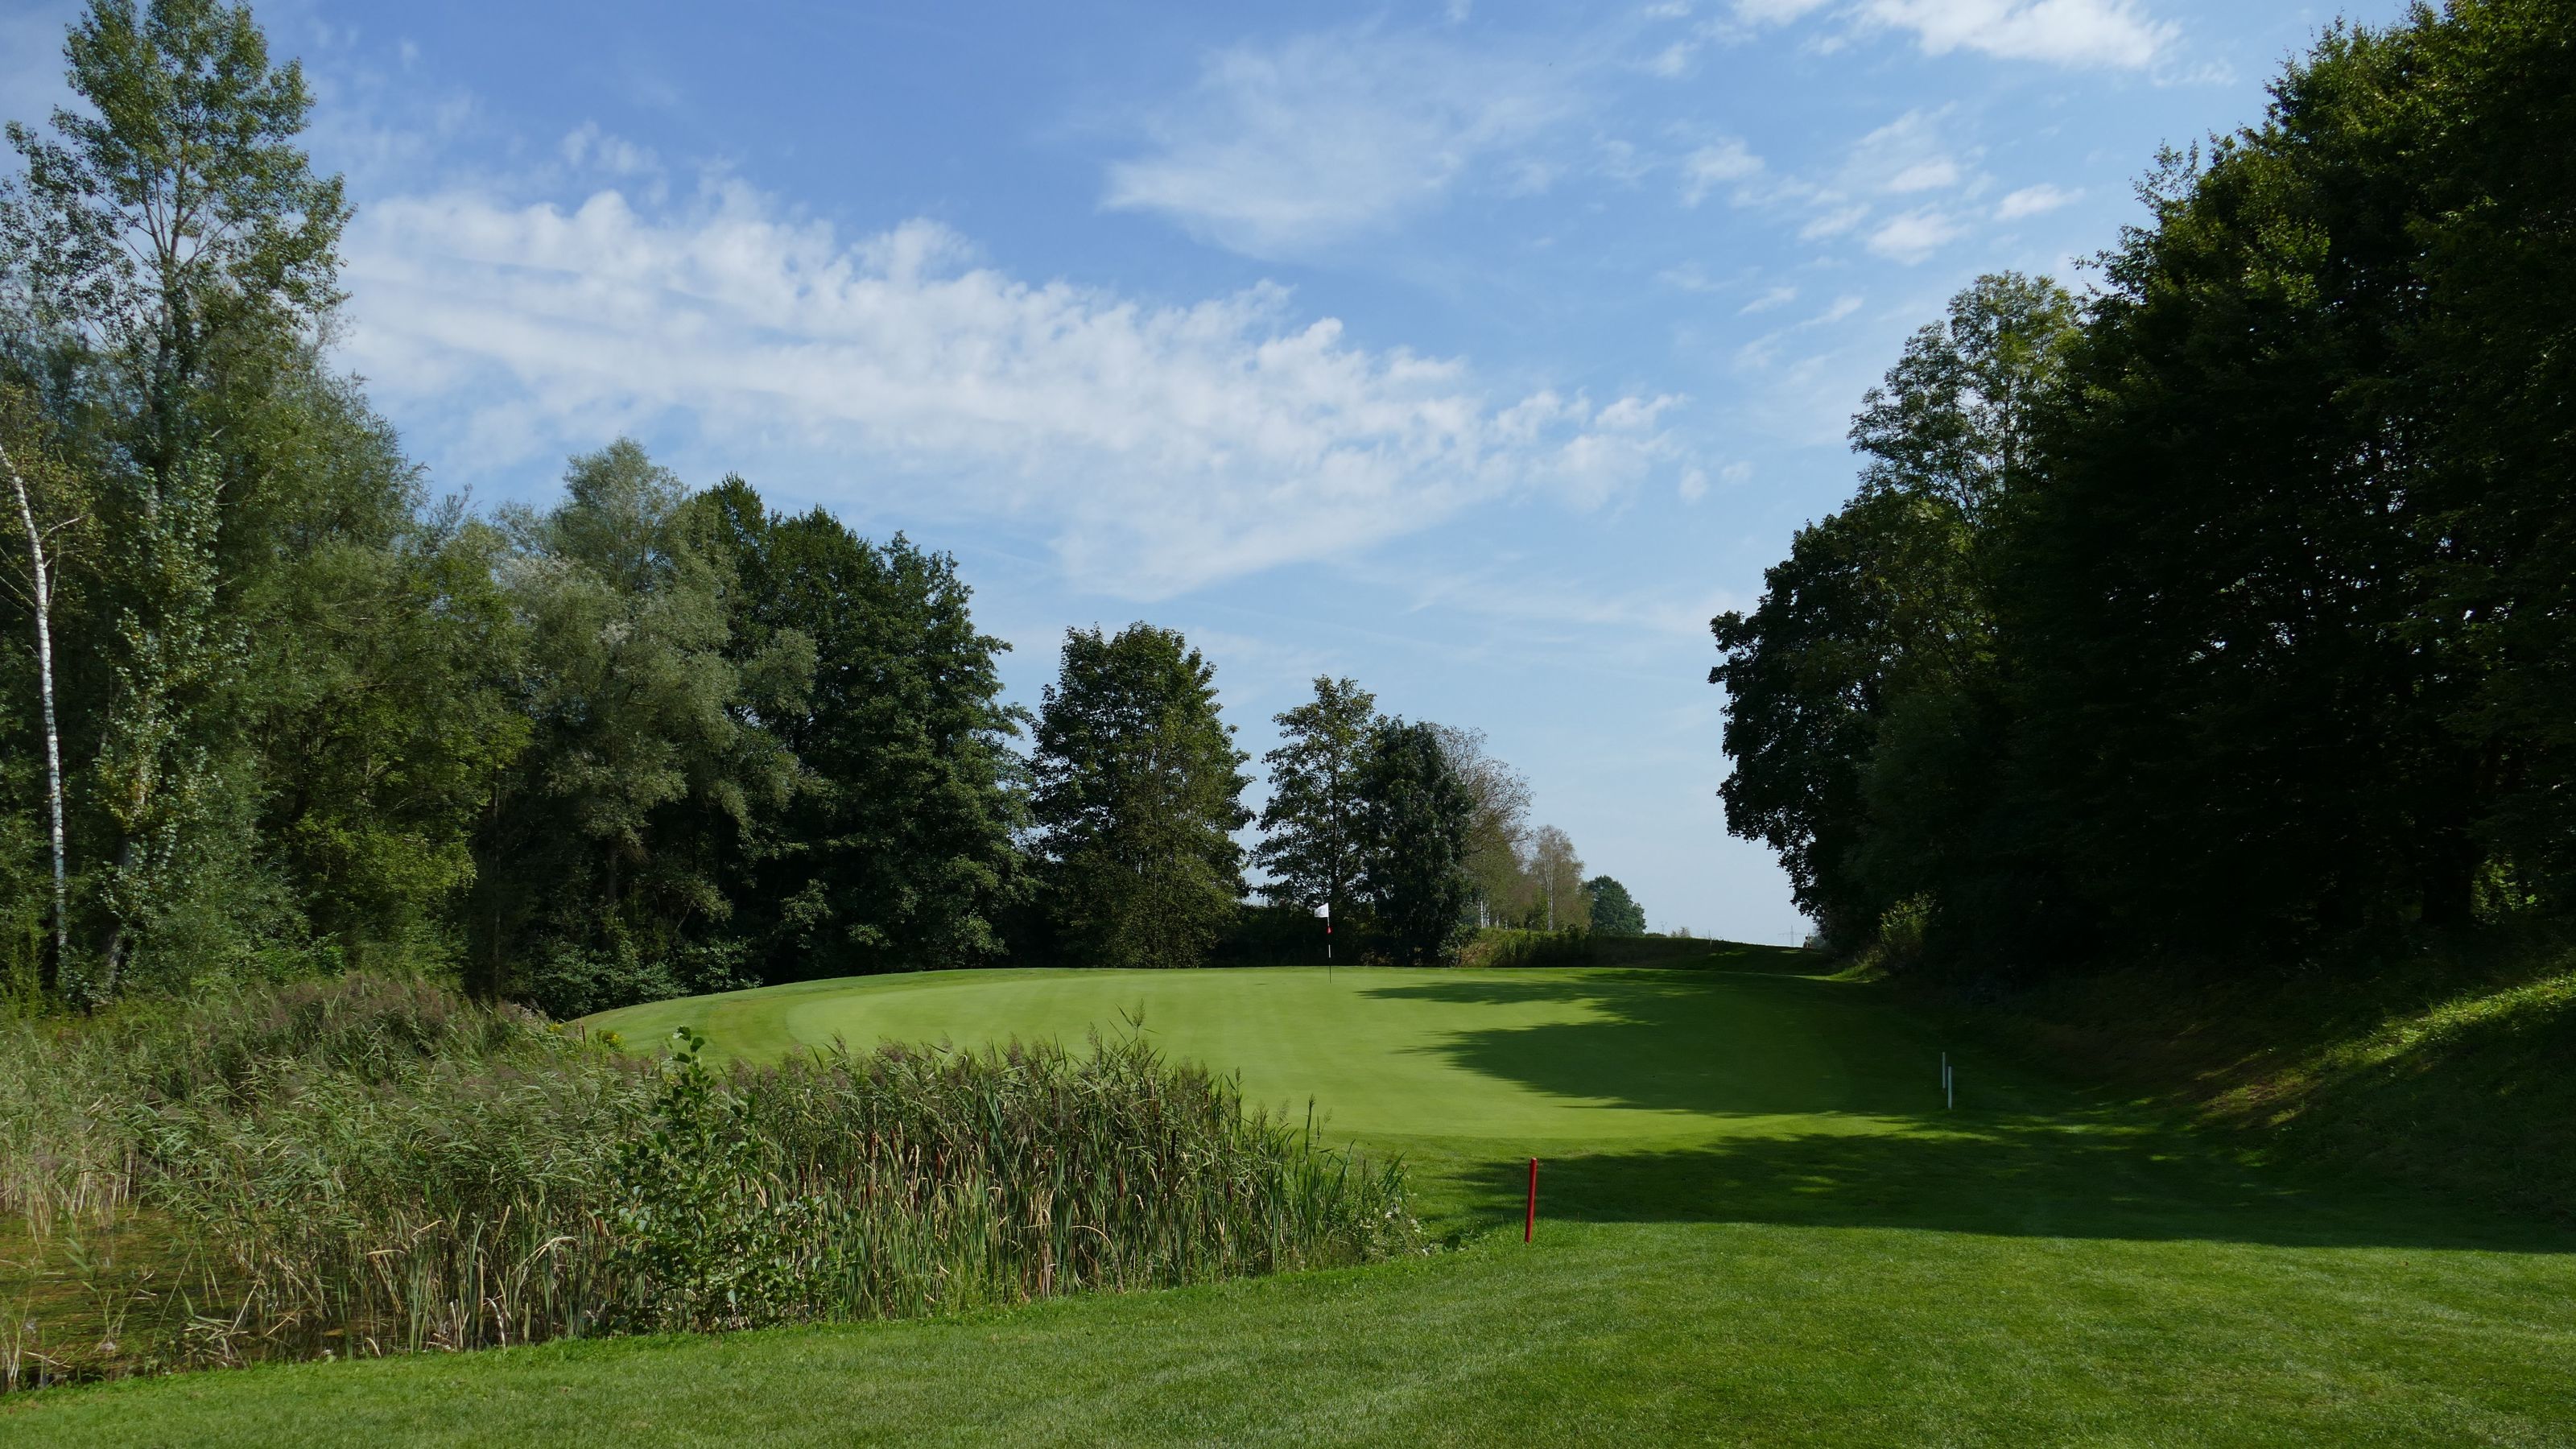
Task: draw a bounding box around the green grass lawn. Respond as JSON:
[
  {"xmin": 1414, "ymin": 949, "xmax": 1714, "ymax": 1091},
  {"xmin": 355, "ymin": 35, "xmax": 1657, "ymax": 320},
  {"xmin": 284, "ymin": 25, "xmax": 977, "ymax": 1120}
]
[{"xmin": 13, "ymin": 952, "xmax": 2574, "ymax": 1446}]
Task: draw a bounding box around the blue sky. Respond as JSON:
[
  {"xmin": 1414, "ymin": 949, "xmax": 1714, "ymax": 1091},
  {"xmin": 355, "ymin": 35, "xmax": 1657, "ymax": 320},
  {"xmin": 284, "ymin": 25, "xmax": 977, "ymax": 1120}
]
[{"xmin": 5, "ymin": 0, "xmax": 2368, "ymax": 940}]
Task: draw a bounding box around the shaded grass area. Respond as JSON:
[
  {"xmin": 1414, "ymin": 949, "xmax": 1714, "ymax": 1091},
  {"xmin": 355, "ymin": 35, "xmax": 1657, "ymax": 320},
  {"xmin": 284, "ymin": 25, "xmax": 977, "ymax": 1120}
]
[
  {"xmin": 21, "ymin": 956, "xmax": 2576, "ymax": 1443},
  {"xmin": 1948, "ymin": 939, "xmax": 2576, "ymax": 1220}
]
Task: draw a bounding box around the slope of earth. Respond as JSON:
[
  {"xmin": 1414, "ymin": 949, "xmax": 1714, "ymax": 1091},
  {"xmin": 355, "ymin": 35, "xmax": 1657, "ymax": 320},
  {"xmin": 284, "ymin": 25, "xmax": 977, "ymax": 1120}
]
[{"xmin": 12, "ymin": 952, "xmax": 2573, "ymax": 1446}]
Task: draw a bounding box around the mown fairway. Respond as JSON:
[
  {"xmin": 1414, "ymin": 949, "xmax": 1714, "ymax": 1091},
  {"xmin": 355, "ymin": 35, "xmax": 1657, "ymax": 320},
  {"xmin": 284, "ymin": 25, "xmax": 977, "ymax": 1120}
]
[{"xmin": 14, "ymin": 954, "xmax": 2574, "ymax": 1447}]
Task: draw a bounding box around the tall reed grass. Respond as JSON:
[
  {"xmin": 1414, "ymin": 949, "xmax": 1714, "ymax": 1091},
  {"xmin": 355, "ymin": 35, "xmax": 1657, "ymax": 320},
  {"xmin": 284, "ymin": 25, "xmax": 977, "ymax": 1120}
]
[{"xmin": 0, "ymin": 974, "xmax": 1419, "ymax": 1387}]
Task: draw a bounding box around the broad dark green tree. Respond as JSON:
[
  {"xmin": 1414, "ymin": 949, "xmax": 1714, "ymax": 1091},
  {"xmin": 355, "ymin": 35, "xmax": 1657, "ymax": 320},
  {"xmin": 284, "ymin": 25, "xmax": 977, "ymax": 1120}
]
[
  {"xmin": 472, "ymin": 443, "xmax": 808, "ymax": 1013},
  {"xmin": 1719, "ymin": 3, "xmax": 2576, "ymax": 965},
  {"xmin": 1030, "ymin": 624, "xmax": 1251, "ymax": 969},
  {"xmin": 1583, "ymin": 875, "xmax": 1645, "ymax": 936},
  {"xmin": 1253, "ymin": 675, "xmax": 1378, "ymax": 922},
  {"xmin": 2003, "ymin": 0, "xmax": 2576, "ymax": 947},
  {"xmin": 700, "ymin": 478, "xmax": 1026, "ymax": 978},
  {"xmin": 1353, "ymin": 720, "xmax": 1475, "ymax": 965},
  {"xmin": 1712, "ymin": 274, "xmax": 2075, "ymax": 949}
]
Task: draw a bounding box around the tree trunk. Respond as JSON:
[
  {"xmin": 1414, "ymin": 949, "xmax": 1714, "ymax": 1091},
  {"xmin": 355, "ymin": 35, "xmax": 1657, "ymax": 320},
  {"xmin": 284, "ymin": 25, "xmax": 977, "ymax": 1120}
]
[{"xmin": 0, "ymin": 441, "xmax": 69, "ymax": 992}]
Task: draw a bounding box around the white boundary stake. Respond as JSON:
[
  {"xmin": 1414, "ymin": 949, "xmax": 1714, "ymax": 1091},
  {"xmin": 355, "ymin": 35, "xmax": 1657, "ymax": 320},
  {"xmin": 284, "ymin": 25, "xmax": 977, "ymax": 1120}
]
[{"xmin": 1942, "ymin": 1052, "xmax": 1953, "ymax": 1110}]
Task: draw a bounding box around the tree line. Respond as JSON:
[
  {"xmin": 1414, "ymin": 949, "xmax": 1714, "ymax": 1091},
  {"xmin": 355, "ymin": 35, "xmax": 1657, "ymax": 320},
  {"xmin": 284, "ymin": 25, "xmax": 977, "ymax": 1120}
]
[
  {"xmin": 1712, "ymin": 0, "xmax": 2573, "ymax": 973},
  {"xmin": 0, "ymin": 0, "xmax": 1647, "ymax": 1017}
]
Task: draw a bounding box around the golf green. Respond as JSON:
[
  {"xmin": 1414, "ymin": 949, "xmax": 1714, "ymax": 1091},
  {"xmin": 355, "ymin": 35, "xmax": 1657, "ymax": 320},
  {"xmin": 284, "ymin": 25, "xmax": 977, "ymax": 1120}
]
[
  {"xmin": 582, "ymin": 956, "xmax": 2215, "ymax": 1235},
  {"xmin": 584, "ymin": 957, "xmax": 1942, "ymax": 1148}
]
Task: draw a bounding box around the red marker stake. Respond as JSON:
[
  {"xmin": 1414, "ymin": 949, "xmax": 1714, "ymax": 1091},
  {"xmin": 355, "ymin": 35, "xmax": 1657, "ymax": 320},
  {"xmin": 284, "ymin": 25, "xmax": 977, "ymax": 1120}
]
[{"xmin": 1525, "ymin": 1157, "xmax": 1538, "ymax": 1243}]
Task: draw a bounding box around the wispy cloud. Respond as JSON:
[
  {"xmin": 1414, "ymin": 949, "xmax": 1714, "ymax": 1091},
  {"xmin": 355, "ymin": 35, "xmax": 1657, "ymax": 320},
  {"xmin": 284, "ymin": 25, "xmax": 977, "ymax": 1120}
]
[
  {"xmin": 1864, "ymin": 206, "xmax": 1967, "ymax": 262},
  {"xmin": 1995, "ymin": 182, "xmax": 2081, "ymax": 219},
  {"xmin": 1839, "ymin": 107, "xmax": 1974, "ymax": 196},
  {"xmin": 341, "ymin": 178, "xmax": 1686, "ymax": 597},
  {"xmin": 1728, "ymin": 0, "xmax": 2177, "ymax": 68},
  {"xmin": 1100, "ymin": 27, "xmax": 1579, "ymax": 258},
  {"xmin": 1678, "ymin": 459, "xmax": 1752, "ymax": 502},
  {"xmin": 1856, "ymin": 0, "xmax": 2175, "ymax": 68},
  {"xmin": 1678, "ymin": 138, "xmax": 1765, "ymax": 205},
  {"xmin": 559, "ymin": 121, "xmax": 659, "ymax": 178}
]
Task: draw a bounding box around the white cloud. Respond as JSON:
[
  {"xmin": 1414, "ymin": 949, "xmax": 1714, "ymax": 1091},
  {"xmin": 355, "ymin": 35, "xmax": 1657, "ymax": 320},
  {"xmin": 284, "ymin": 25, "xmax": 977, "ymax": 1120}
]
[
  {"xmin": 1739, "ymin": 284, "xmax": 1798, "ymax": 313},
  {"xmin": 1737, "ymin": 0, "xmax": 2174, "ymax": 68},
  {"xmin": 341, "ymin": 179, "xmax": 1681, "ymax": 597},
  {"xmin": 1676, "ymin": 459, "xmax": 1749, "ymax": 502},
  {"xmin": 1858, "ymin": 0, "xmax": 2174, "ymax": 68},
  {"xmin": 1734, "ymin": 0, "xmax": 1833, "ymax": 21},
  {"xmin": 1397, "ymin": 565, "xmax": 1745, "ymax": 641},
  {"xmin": 1657, "ymin": 262, "xmax": 1724, "ymax": 293},
  {"xmin": 1594, "ymin": 393, "xmax": 1685, "ymax": 431},
  {"xmin": 1995, "ymin": 182, "xmax": 2080, "ymax": 219},
  {"xmin": 1100, "ymin": 28, "xmax": 1575, "ymax": 257},
  {"xmin": 1865, "ymin": 207, "xmax": 1966, "ymax": 262},
  {"xmin": 1678, "ymin": 138, "xmax": 1765, "ymax": 206},
  {"xmin": 559, "ymin": 121, "xmax": 659, "ymax": 178},
  {"xmin": 1842, "ymin": 109, "xmax": 1971, "ymax": 196},
  {"xmin": 1798, "ymin": 204, "xmax": 1868, "ymax": 239}
]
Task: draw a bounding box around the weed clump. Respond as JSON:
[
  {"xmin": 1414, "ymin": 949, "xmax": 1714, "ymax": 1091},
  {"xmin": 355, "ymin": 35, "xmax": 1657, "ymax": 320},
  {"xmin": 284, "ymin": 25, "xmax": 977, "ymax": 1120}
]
[{"xmin": 0, "ymin": 975, "xmax": 1419, "ymax": 1386}]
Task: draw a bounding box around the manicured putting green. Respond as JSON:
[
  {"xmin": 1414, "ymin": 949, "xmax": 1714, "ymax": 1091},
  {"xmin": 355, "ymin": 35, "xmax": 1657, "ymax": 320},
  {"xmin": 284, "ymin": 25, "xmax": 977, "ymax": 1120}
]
[{"xmin": 585, "ymin": 955, "xmax": 1934, "ymax": 1150}]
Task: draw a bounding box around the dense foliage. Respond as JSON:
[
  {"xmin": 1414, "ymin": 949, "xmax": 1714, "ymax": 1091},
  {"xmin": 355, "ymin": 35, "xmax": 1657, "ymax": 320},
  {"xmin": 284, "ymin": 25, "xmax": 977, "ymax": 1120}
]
[
  {"xmin": 1712, "ymin": 0, "xmax": 2575, "ymax": 970},
  {"xmin": 1030, "ymin": 625, "xmax": 1253, "ymax": 969},
  {"xmin": 1351, "ymin": 720, "xmax": 1478, "ymax": 964},
  {"xmin": 1584, "ymin": 876, "xmax": 1647, "ymax": 936},
  {"xmin": 698, "ymin": 481, "xmax": 1026, "ymax": 985},
  {"xmin": 1243, "ymin": 678, "xmax": 1592, "ymax": 964},
  {"xmin": 0, "ymin": 2, "xmax": 1030, "ymax": 1015},
  {"xmin": 1252, "ymin": 676, "xmax": 1377, "ymax": 923},
  {"xmin": 0, "ymin": 973, "xmax": 1420, "ymax": 1385}
]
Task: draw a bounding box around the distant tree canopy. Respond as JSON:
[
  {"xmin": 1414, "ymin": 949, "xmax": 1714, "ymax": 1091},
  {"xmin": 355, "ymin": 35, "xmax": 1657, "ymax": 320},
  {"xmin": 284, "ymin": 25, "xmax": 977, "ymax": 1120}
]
[
  {"xmin": 1432, "ymin": 724, "xmax": 1535, "ymax": 927},
  {"xmin": 1525, "ymin": 826, "xmax": 1588, "ymax": 933},
  {"xmin": 1713, "ymin": 0, "xmax": 2576, "ymax": 969},
  {"xmin": 1030, "ymin": 625, "xmax": 1252, "ymax": 970},
  {"xmin": 1584, "ymin": 876, "xmax": 1645, "ymax": 936},
  {"xmin": 0, "ymin": 0, "xmax": 1616, "ymax": 1015},
  {"xmin": 1253, "ymin": 676, "xmax": 1377, "ymax": 920},
  {"xmin": 1352, "ymin": 720, "xmax": 1476, "ymax": 966},
  {"xmin": 704, "ymin": 483, "xmax": 1026, "ymax": 984}
]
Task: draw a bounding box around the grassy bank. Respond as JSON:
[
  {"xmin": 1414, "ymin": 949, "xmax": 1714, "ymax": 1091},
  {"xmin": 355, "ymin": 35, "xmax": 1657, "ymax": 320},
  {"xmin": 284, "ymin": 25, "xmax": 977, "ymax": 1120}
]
[{"xmin": 1939, "ymin": 935, "xmax": 2576, "ymax": 1221}]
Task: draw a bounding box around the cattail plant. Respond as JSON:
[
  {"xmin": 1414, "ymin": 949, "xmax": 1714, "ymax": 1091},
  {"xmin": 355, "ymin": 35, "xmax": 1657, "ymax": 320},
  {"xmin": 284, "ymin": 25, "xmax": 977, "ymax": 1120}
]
[{"xmin": 0, "ymin": 973, "xmax": 1421, "ymax": 1387}]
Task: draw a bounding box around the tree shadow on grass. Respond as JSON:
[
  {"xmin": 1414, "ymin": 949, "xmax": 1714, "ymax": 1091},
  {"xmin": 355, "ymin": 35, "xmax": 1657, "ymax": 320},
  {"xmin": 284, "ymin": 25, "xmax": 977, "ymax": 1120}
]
[
  {"xmin": 1364, "ymin": 968, "xmax": 1948, "ymax": 1119},
  {"xmin": 1365, "ymin": 971, "xmax": 2575, "ymax": 1253},
  {"xmin": 1434, "ymin": 1126, "xmax": 2574, "ymax": 1253}
]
